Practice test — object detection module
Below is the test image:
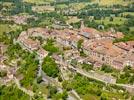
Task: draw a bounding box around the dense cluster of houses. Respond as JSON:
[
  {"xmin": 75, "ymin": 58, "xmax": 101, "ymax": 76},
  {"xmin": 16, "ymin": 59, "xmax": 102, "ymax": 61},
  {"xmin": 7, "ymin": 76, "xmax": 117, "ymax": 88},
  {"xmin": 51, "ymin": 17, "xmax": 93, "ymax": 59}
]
[
  {"xmin": 0, "ymin": 51, "xmax": 16, "ymax": 85},
  {"xmin": 17, "ymin": 21, "xmax": 134, "ymax": 70},
  {"xmin": 11, "ymin": 15, "xmax": 37, "ymax": 25},
  {"xmin": 0, "ymin": 63, "xmax": 16, "ymax": 85},
  {"xmin": 0, "ymin": 14, "xmax": 37, "ymax": 25},
  {"xmin": 17, "ymin": 29, "xmax": 48, "ymax": 59}
]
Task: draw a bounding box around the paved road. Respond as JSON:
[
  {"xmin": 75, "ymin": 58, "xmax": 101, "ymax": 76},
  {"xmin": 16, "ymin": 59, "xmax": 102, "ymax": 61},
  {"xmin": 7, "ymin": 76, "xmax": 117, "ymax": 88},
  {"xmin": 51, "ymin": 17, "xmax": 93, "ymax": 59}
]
[
  {"xmin": 56, "ymin": 60, "xmax": 134, "ymax": 91},
  {"xmin": 69, "ymin": 90, "xmax": 82, "ymax": 100},
  {"xmin": 37, "ymin": 58, "xmax": 43, "ymax": 77},
  {"xmin": 41, "ymin": 71, "xmax": 61, "ymax": 88}
]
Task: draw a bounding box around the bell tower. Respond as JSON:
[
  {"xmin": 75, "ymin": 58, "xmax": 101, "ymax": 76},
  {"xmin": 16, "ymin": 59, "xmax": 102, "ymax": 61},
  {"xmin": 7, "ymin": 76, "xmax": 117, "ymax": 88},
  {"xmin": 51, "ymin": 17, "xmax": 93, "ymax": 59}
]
[{"xmin": 80, "ymin": 20, "xmax": 84, "ymax": 33}]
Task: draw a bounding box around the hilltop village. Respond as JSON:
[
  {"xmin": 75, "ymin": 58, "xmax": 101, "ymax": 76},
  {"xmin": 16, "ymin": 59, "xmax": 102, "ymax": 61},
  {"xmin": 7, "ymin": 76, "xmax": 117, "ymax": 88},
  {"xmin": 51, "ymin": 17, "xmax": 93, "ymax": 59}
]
[
  {"xmin": 17, "ymin": 21, "xmax": 134, "ymax": 70},
  {"xmin": 1, "ymin": 0, "xmax": 134, "ymax": 100}
]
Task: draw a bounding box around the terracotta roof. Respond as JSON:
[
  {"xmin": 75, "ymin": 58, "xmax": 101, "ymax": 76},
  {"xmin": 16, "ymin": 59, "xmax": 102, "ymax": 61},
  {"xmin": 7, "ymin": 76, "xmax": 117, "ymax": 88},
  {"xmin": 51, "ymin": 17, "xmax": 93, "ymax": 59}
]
[
  {"xmin": 82, "ymin": 27, "xmax": 98, "ymax": 33},
  {"xmin": 22, "ymin": 38, "xmax": 40, "ymax": 50},
  {"xmin": 126, "ymin": 41, "xmax": 134, "ymax": 47},
  {"xmin": 37, "ymin": 48, "xmax": 48, "ymax": 58},
  {"xmin": 27, "ymin": 27, "xmax": 49, "ymax": 36},
  {"xmin": 113, "ymin": 32, "xmax": 124, "ymax": 39},
  {"xmin": 126, "ymin": 53, "xmax": 134, "ymax": 62},
  {"xmin": 93, "ymin": 44, "xmax": 125, "ymax": 57},
  {"xmin": 114, "ymin": 41, "xmax": 134, "ymax": 51}
]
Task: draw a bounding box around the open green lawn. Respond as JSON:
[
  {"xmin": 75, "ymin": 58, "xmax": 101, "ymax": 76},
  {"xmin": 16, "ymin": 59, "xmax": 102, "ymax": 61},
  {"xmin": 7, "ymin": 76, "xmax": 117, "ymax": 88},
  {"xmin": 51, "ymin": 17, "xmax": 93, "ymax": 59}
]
[
  {"xmin": 70, "ymin": 3, "xmax": 89, "ymax": 11},
  {"xmin": 23, "ymin": 0, "xmax": 54, "ymax": 4},
  {"xmin": 130, "ymin": 27, "xmax": 134, "ymax": 32},
  {"xmin": 56, "ymin": 4, "xmax": 68, "ymax": 9},
  {"xmin": 101, "ymin": 92, "xmax": 125, "ymax": 100},
  {"xmin": 67, "ymin": 17, "xmax": 81, "ymax": 24},
  {"xmin": 34, "ymin": 82, "xmax": 48, "ymax": 95},
  {"xmin": 82, "ymin": 94, "xmax": 99, "ymax": 100},
  {"xmin": 0, "ymin": 24, "xmax": 11, "ymax": 34},
  {"xmin": 121, "ymin": 12, "xmax": 134, "ymax": 16},
  {"xmin": 0, "ymin": 24, "xmax": 22, "ymax": 35},
  {"xmin": 92, "ymin": 0, "xmax": 133, "ymax": 6},
  {"xmin": 39, "ymin": 18, "xmax": 52, "ymax": 27},
  {"xmin": 95, "ymin": 17, "xmax": 127, "ymax": 25}
]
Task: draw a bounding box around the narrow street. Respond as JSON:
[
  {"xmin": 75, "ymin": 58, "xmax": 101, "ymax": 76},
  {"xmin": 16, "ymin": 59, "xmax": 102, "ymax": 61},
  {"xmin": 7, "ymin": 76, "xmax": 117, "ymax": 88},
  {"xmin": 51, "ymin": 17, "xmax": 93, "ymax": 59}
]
[{"xmin": 56, "ymin": 59, "xmax": 134, "ymax": 93}]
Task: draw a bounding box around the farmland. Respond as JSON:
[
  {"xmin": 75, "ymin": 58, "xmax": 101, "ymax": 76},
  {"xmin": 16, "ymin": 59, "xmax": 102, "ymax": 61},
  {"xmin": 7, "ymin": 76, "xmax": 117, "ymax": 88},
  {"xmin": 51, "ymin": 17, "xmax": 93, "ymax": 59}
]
[{"xmin": 95, "ymin": 17, "xmax": 127, "ymax": 25}]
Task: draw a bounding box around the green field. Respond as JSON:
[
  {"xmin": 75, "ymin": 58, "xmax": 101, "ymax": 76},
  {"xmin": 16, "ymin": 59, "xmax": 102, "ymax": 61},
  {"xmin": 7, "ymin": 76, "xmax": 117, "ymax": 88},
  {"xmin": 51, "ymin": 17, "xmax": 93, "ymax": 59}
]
[
  {"xmin": 70, "ymin": 3, "xmax": 89, "ymax": 11},
  {"xmin": 130, "ymin": 27, "xmax": 134, "ymax": 32},
  {"xmin": 67, "ymin": 17, "xmax": 81, "ymax": 24},
  {"xmin": 121, "ymin": 12, "xmax": 134, "ymax": 16},
  {"xmin": 95, "ymin": 17, "xmax": 127, "ymax": 25},
  {"xmin": 23, "ymin": 0, "xmax": 54, "ymax": 4},
  {"xmin": 0, "ymin": 24, "xmax": 22, "ymax": 35},
  {"xmin": 56, "ymin": 4, "xmax": 68, "ymax": 9},
  {"xmin": 92, "ymin": 0, "xmax": 133, "ymax": 6}
]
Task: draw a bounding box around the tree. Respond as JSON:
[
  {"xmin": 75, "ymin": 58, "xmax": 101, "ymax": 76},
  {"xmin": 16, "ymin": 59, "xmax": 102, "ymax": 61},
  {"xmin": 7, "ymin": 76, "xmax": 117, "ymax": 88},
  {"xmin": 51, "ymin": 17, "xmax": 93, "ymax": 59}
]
[
  {"xmin": 109, "ymin": 17, "xmax": 113, "ymax": 21},
  {"xmin": 0, "ymin": 71, "xmax": 7, "ymax": 77},
  {"xmin": 58, "ymin": 75, "xmax": 63, "ymax": 82},
  {"xmin": 42, "ymin": 56, "xmax": 59, "ymax": 78},
  {"xmin": 81, "ymin": 62, "xmax": 93, "ymax": 71},
  {"xmin": 43, "ymin": 39, "xmax": 59, "ymax": 53},
  {"xmin": 37, "ymin": 76, "xmax": 43, "ymax": 84},
  {"xmin": 62, "ymin": 80, "xmax": 72, "ymax": 91},
  {"xmin": 62, "ymin": 90, "xmax": 68, "ymax": 100},
  {"xmin": 129, "ymin": 75, "xmax": 134, "ymax": 84},
  {"xmin": 47, "ymin": 85, "xmax": 57, "ymax": 98},
  {"xmin": 0, "ymin": 85, "xmax": 30, "ymax": 100},
  {"xmin": 77, "ymin": 39, "xmax": 83, "ymax": 50},
  {"xmin": 101, "ymin": 64, "xmax": 113, "ymax": 73}
]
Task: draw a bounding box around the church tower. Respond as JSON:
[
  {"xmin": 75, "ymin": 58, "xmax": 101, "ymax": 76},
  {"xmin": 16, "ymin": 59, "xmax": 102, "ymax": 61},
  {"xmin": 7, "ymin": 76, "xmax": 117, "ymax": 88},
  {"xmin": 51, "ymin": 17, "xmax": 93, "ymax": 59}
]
[{"xmin": 80, "ymin": 20, "xmax": 84, "ymax": 33}]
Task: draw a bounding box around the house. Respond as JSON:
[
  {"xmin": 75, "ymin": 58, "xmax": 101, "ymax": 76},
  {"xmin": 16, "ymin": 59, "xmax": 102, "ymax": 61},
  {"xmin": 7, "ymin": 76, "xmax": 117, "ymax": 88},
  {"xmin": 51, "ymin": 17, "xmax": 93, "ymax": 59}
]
[
  {"xmin": 18, "ymin": 38, "xmax": 40, "ymax": 51},
  {"xmin": 27, "ymin": 27, "xmax": 59, "ymax": 40},
  {"xmin": 79, "ymin": 20, "xmax": 102, "ymax": 39},
  {"xmin": 0, "ymin": 44, "xmax": 7, "ymax": 54},
  {"xmin": 37, "ymin": 48, "xmax": 48, "ymax": 59},
  {"xmin": 79, "ymin": 20, "xmax": 124, "ymax": 40},
  {"xmin": 82, "ymin": 38, "xmax": 128, "ymax": 69},
  {"xmin": 56, "ymin": 29, "xmax": 82, "ymax": 48},
  {"xmin": 113, "ymin": 32, "xmax": 124, "ymax": 39},
  {"xmin": 124, "ymin": 52, "xmax": 134, "ymax": 67},
  {"xmin": 27, "ymin": 27, "xmax": 50, "ymax": 39},
  {"xmin": 112, "ymin": 52, "xmax": 134, "ymax": 69},
  {"xmin": 114, "ymin": 41, "xmax": 134, "ymax": 52},
  {"xmin": 80, "ymin": 27, "xmax": 101, "ymax": 39},
  {"xmin": 12, "ymin": 15, "xmax": 28, "ymax": 25}
]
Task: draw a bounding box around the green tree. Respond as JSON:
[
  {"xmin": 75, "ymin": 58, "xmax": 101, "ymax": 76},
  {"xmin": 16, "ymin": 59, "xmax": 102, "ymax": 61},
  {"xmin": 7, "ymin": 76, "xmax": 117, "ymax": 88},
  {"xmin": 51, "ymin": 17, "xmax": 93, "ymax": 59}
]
[
  {"xmin": 47, "ymin": 85, "xmax": 57, "ymax": 98},
  {"xmin": 43, "ymin": 39, "xmax": 59, "ymax": 53},
  {"xmin": 101, "ymin": 64, "xmax": 113, "ymax": 73},
  {"xmin": 77, "ymin": 39, "xmax": 84, "ymax": 50},
  {"xmin": 37, "ymin": 76, "xmax": 43, "ymax": 84},
  {"xmin": 42, "ymin": 56, "xmax": 59, "ymax": 78}
]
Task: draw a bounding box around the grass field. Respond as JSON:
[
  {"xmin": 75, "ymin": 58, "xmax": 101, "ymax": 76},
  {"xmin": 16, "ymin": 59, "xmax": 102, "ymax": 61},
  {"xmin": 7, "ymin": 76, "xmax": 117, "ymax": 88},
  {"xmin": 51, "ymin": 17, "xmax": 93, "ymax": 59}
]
[
  {"xmin": 67, "ymin": 17, "xmax": 81, "ymax": 24},
  {"xmin": 70, "ymin": 3, "xmax": 89, "ymax": 11},
  {"xmin": 92, "ymin": 0, "xmax": 133, "ymax": 6},
  {"xmin": 0, "ymin": 24, "xmax": 22, "ymax": 35},
  {"xmin": 23, "ymin": 0, "xmax": 54, "ymax": 4},
  {"xmin": 130, "ymin": 27, "xmax": 134, "ymax": 32},
  {"xmin": 121, "ymin": 12, "xmax": 134, "ymax": 16},
  {"xmin": 39, "ymin": 18, "xmax": 52, "ymax": 27},
  {"xmin": 95, "ymin": 17, "xmax": 127, "ymax": 25},
  {"xmin": 56, "ymin": 4, "xmax": 68, "ymax": 9}
]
